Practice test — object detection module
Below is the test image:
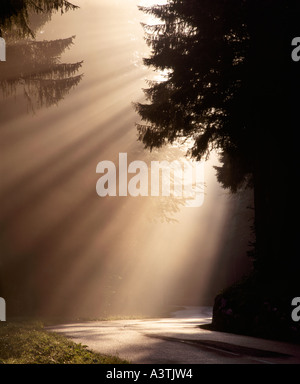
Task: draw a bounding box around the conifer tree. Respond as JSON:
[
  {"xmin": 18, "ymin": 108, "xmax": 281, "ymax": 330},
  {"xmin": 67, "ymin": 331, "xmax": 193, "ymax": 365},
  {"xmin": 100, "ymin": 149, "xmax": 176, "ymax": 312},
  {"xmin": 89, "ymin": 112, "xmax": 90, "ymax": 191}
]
[
  {"xmin": 0, "ymin": 0, "xmax": 78, "ymax": 38},
  {"xmin": 136, "ymin": 0, "xmax": 300, "ymax": 276},
  {"xmin": 0, "ymin": 1, "xmax": 82, "ymax": 111}
]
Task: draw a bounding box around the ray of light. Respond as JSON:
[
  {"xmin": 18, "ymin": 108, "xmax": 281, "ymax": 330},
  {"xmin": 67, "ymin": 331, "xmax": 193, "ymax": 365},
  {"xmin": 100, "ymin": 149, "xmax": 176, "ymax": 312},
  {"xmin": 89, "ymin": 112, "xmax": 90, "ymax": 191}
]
[{"xmin": 0, "ymin": 0, "xmax": 252, "ymax": 319}]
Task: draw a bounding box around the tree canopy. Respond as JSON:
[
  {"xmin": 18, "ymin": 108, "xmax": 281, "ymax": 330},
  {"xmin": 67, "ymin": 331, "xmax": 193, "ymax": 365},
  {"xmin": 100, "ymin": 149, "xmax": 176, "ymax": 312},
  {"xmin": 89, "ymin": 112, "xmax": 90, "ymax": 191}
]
[
  {"xmin": 0, "ymin": 0, "xmax": 78, "ymax": 38},
  {"xmin": 0, "ymin": 37, "xmax": 83, "ymax": 110},
  {"xmin": 136, "ymin": 0, "xmax": 300, "ymax": 275},
  {"xmin": 0, "ymin": 1, "xmax": 82, "ymax": 111}
]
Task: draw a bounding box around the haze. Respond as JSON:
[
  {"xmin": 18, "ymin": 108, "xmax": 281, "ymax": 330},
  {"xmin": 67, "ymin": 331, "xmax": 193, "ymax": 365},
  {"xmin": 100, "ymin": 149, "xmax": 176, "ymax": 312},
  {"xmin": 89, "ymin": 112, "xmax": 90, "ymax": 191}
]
[{"xmin": 0, "ymin": 0, "xmax": 252, "ymax": 319}]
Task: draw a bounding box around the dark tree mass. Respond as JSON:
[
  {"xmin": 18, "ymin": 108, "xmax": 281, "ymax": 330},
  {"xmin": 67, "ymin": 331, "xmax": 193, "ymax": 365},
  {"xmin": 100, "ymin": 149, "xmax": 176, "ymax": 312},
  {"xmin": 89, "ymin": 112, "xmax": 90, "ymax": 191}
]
[{"xmin": 136, "ymin": 1, "xmax": 300, "ymax": 340}]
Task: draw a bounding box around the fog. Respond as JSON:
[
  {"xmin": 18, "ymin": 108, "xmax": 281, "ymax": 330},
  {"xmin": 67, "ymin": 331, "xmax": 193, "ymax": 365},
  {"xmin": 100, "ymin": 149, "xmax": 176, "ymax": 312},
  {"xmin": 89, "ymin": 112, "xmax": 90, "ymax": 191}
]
[{"xmin": 0, "ymin": 0, "xmax": 253, "ymax": 319}]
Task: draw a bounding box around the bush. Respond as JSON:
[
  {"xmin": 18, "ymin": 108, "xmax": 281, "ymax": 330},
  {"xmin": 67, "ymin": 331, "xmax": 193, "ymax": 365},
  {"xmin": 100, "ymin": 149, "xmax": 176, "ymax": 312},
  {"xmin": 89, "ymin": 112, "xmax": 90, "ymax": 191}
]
[{"xmin": 211, "ymin": 272, "xmax": 300, "ymax": 343}]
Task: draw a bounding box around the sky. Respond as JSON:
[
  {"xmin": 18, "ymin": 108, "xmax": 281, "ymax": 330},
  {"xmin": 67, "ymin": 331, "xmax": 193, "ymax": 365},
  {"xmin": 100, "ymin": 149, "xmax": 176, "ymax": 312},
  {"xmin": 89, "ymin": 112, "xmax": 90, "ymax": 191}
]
[{"xmin": 0, "ymin": 0, "xmax": 253, "ymax": 318}]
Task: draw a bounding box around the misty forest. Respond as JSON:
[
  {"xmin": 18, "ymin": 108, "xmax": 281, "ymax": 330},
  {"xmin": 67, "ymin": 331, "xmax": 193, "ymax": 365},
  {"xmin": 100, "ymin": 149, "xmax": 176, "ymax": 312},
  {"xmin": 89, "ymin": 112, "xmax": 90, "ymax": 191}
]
[{"xmin": 0, "ymin": 0, "xmax": 300, "ymax": 344}]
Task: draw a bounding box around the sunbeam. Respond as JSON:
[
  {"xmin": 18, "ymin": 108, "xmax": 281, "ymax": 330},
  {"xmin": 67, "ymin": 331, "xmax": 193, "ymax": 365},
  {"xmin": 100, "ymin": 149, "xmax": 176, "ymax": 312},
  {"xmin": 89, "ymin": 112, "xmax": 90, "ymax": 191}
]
[{"xmin": 0, "ymin": 0, "xmax": 252, "ymax": 320}]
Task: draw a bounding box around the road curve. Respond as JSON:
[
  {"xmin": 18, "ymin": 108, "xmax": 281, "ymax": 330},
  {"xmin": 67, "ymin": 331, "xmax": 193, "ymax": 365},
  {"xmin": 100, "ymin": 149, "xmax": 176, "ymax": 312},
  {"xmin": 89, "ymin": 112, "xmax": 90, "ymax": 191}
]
[{"xmin": 47, "ymin": 306, "xmax": 300, "ymax": 364}]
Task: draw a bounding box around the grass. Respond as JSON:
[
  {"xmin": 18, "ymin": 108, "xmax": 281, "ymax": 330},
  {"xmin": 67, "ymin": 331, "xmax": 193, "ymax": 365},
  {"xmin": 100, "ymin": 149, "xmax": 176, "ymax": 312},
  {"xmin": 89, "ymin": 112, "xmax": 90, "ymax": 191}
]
[
  {"xmin": 0, "ymin": 306, "xmax": 181, "ymax": 364},
  {"xmin": 0, "ymin": 321, "xmax": 129, "ymax": 364},
  {"xmin": 41, "ymin": 305, "xmax": 182, "ymax": 326}
]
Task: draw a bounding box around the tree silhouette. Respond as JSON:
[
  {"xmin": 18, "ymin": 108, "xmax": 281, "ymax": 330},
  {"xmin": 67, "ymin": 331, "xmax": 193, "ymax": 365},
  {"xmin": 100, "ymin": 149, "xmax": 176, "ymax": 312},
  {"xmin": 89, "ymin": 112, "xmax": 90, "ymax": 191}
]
[
  {"xmin": 0, "ymin": 1, "xmax": 82, "ymax": 112},
  {"xmin": 0, "ymin": 1, "xmax": 82, "ymax": 317},
  {"xmin": 0, "ymin": 0, "xmax": 78, "ymax": 38},
  {"xmin": 136, "ymin": 0, "xmax": 300, "ymax": 278},
  {"xmin": 0, "ymin": 37, "xmax": 83, "ymax": 111}
]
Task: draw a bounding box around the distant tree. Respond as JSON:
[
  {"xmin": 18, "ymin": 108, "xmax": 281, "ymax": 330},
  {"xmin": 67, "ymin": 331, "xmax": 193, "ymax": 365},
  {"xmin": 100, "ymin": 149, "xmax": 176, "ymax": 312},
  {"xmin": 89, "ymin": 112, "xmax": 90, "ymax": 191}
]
[
  {"xmin": 0, "ymin": 0, "xmax": 78, "ymax": 38},
  {"xmin": 0, "ymin": 1, "xmax": 82, "ymax": 111},
  {"xmin": 136, "ymin": 0, "xmax": 299, "ymax": 276},
  {"xmin": 0, "ymin": 1, "xmax": 82, "ymax": 317},
  {"xmin": 0, "ymin": 37, "xmax": 83, "ymax": 110}
]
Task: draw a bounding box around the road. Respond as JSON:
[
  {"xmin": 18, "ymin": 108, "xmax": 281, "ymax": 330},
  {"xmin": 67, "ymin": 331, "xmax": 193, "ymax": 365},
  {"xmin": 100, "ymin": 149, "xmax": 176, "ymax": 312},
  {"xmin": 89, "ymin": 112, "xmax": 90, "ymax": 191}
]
[{"xmin": 47, "ymin": 306, "xmax": 300, "ymax": 364}]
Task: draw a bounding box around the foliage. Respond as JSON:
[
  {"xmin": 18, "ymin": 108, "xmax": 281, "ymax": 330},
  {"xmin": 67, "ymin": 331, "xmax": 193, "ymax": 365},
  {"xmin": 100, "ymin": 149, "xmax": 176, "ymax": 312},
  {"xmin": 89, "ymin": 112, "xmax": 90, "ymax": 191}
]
[
  {"xmin": 0, "ymin": 0, "xmax": 79, "ymax": 38},
  {"xmin": 136, "ymin": 0, "xmax": 299, "ymax": 273},
  {"xmin": 0, "ymin": 321, "xmax": 129, "ymax": 364},
  {"xmin": 1, "ymin": 37, "xmax": 83, "ymax": 107},
  {"xmin": 211, "ymin": 272, "xmax": 300, "ymax": 343},
  {"xmin": 0, "ymin": 1, "xmax": 83, "ymax": 111},
  {"xmin": 136, "ymin": 1, "xmax": 294, "ymax": 184}
]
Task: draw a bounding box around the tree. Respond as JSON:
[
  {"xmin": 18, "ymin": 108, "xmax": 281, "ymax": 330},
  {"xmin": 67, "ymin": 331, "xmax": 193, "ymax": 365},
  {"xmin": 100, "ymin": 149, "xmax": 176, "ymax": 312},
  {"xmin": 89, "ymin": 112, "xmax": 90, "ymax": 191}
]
[
  {"xmin": 0, "ymin": 1, "xmax": 82, "ymax": 112},
  {"xmin": 136, "ymin": 0, "xmax": 299, "ymax": 278},
  {"xmin": 0, "ymin": 1, "xmax": 82, "ymax": 316},
  {"xmin": 0, "ymin": 37, "xmax": 83, "ymax": 111},
  {"xmin": 0, "ymin": 0, "xmax": 79, "ymax": 38}
]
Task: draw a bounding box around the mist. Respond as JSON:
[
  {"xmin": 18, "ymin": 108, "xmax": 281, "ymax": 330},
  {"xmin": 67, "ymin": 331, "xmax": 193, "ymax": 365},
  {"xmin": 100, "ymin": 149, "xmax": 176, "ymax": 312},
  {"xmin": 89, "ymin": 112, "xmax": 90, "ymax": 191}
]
[{"xmin": 0, "ymin": 0, "xmax": 253, "ymax": 320}]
